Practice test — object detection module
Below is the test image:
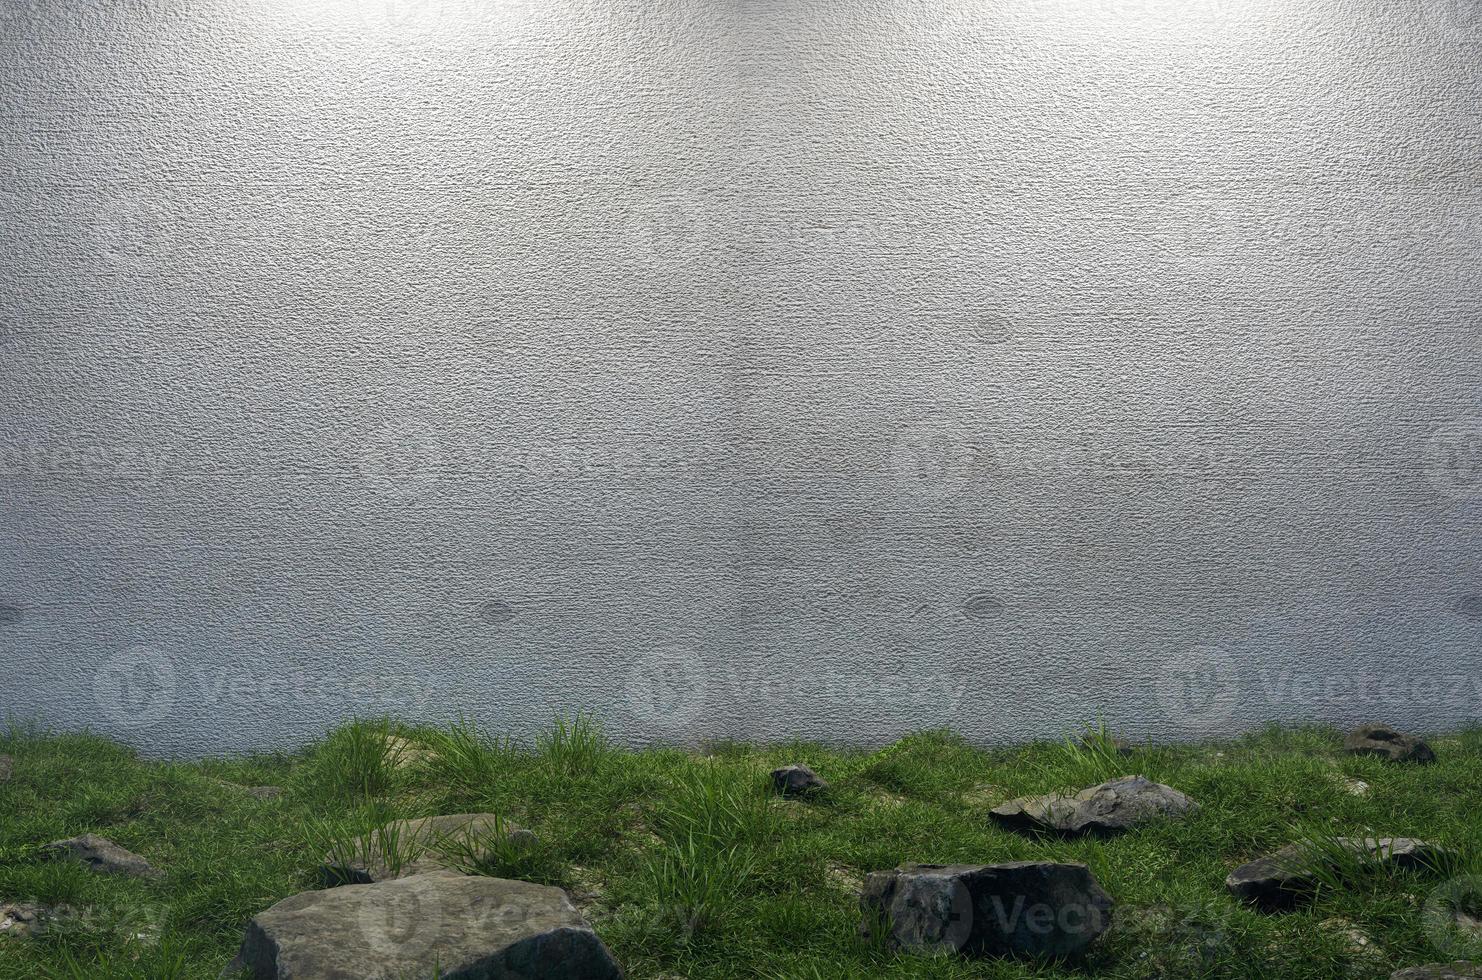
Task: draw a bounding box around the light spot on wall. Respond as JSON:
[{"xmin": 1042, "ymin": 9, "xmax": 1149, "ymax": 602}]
[{"xmin": 961, "ymin": 593, "xmax": 1004, "ymax": 620}]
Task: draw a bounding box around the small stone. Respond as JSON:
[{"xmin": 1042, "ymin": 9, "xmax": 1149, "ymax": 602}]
[
  {"xmin": 1341, "ymin": 778, "xmax": 1371, "ymax": 797},
  {"xmin": 1227, "ymin": 837, "xmax": 1453, "ymax": 911},
  {"xmin": 0, "ymin": 903, "xmax": 52, "ymax": 938},
  {"xmin": 0, "ymin": 755, "xmax": 12, "ymax": 783},
  {"xmin": 42, "ymin": 835, "xmax": 160, "ymax": 879},
  {"xmin": 1321, "ymin": 917, "xmax": 1383, "ymax": 961},
  {"xmin": 990, "ymin": 776, "xmax": 1198, "ymax": 836},
  {"xmin": 244, "ymin": 786, "xmax": 284, "ymax": 801},
  {"xmin": 771, "ymin": 765, "xmax": 828, "ymax": 797},
  {"xmin": 860, "ymin": 861, "xmax": 1113, "ymax": 959},
  {"xmin": 321, "ymin": 813, "xmax": 536, "ymax": 885},
  {"xmin": 223, "ymin": 872, "xmax": 623, "ymax": 979},
  {"xmin": 384, "ymin": 735, "xmax": 436, "ymax": 770},
  {"xmin": 1392, "ymin": 964, "xmax": 1482, "ymax": 980},
  {"xmin": 1344, "ymin": 725, "xmax": 1435, "ymax": 764}
]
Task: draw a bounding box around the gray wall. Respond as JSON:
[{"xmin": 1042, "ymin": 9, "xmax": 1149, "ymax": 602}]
[{"xmin": 2, "ymin": 0, "xmax": 1480, "ymax": 756}]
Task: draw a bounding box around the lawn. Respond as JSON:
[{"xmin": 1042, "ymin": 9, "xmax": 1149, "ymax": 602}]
[{"xmin": 2, "ymin": 718, "xmax": 1481, "ymax": 979}]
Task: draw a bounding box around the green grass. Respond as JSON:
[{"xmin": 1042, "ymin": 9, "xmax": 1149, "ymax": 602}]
[{"xmin": 3, "ymin": 719, "xmax": 1482, "ymax": 978}]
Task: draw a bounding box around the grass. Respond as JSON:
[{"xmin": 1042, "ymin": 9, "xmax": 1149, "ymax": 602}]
[{"xmin": 3, "ymin": 719, "xmax": 1482, "ymax": 978}]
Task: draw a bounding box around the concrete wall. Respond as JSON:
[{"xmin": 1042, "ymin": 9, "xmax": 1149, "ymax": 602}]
[{"xmin": 2, "ymin": 0, "xmax": 1480, "ymax": 756}]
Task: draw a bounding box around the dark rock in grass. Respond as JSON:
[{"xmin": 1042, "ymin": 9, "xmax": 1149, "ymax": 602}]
[
  {"xmin": 42, "ymin": 834, "xmax": 160, "ymax": 879},
  {"xmin": 1227, "ymin": 837, "xmax": 1454, "ymax": 911},
  {"xmin": 1392, "ymin": 964, "xmax": 1482, "ymax": 979},
  {"xmin": 771, "ymin": 764, "xmax": 828, "ymax": 797},
  {"xmin": 223, "ymin": 872, "xmax": 623, "ymax": 979},
  {"xmin": 1344, "ymin": 724, "xmax": 1435, "ymax": 764},
  {"xmin": 990, "ymin": 776, "xmax": 1198, "ymax": 836},
  {"xmin": 860, "ymin": 861, "xmax": 1113, "ymax": 959},
  {"xmin": 0, "ymin": 755, "xmax": 11, "ymax": 783},
  {"xmin": 321, "ymin": 813, "xmax": 537, "ymax": 886}
]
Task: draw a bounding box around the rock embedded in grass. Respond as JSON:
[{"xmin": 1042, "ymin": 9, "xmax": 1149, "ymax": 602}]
[
  {"xmin": 772, "ymin": 764, "xmax": 828, "ymax": 797},
  {"xmin": 224, "ymin": 872, "xmax": 622, "ymax": 979},
  {"xmin": 0, "ymin": 902, "xmax": 54, "ymax": 938},
  {"xmin": 1344, "ymin": 724, "xmax": 1436, "ymax": 764},
  {"xmin": 0, "ymin": 754, "xmax": 11, "ymax": 783},
  {"xmin": 384, "ymin": 734, "xmax": 437, "ymax": 770},
  {"xmin": 42, "ymin": 834, "xmax": 160, "ymax": 879},
  {"xmin": 989, "ymin": 775, "xmax": 1198, "ymax": 836},
  {"xmin": 320, "ymin": 813, "xmax": 537, "ymax": 885},
  {"xmin": 1392, "ymin": 964, "xmax": 1482, "ymax": 979},
  {"xmin": 860, "ymin": 861, "xmax": 1113, "ymax": 959},
  {"xmin": 1226, "ymin": 837, "xmax": 1454, "ymax": 911}
]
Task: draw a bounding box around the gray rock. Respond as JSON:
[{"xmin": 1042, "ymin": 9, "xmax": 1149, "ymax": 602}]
[
  {"xmin": 771, "ymin": 765, "xmax": 828, "ymax": 797},
  {"xmin": 0, "ymin": 755, "xmax": 11, "ymax": 783},
  {"xmin": 321, "ymin": 813, "xmax": 537, "ymax": 886},
  {"xmin": 1227, "ymin": 837, "xmax": 1454, "ymax": 911},
  {"xmin": 244, "ymin": 786, "xmax": 284, "ymax": 801},
  {"xmin": 42, "ymin": 834, "xmax": 160, "ymax": 879},
  {"xmin": 0, "ymin": 902, "xmax": 54, "ymax": 938},
  {"xmin": 1344, "ymin": 724, "xmax": 1435, "ymax": 764},
  {"xmin": 990, "ymin": 776, "xmax": 1199, "ymax": 836},
  {"xmin": 860, "ymin": 861, "xmax": 1113, "ymax": 959},
  {"xmin": 1392, "ymin": 964, "xmax": 1482, "ymax": 980},
  {"xmin": 223, "ymin": 872, "xmax": 623, "ymax": 979}
]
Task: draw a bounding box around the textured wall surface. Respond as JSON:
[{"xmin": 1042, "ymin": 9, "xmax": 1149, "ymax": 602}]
[{"xmin": 2, "ymin": 0, "xmax": 1480, "ymax": 756}]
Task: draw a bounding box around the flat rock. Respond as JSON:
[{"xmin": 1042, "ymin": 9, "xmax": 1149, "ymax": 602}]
[
  {"xmin": 860, "ymin": 861, "xmax": 1113, "ymax": 959},
  {"xmin": 42, "ymin": 834, "xmax": 160, "ymax": 879},
  {"xmin": 990, "ymin": 776, "xmax": 1198, "ymax": 836},
  {"xmin": 1227, "ymin": 837, "xmax": 1454, "ymax": 910},
  {"xmin": 224, "ymin": 872, "xmax": 622, "ymax": 979},
  {"xmin": 771, "ymin": 765, "xmax": 828, "ymax": 797},
  {"xmin": 321, "ymin": 813, "xmax": 537, "ymax": 886},
  {"xmin": 0, "ymin": 902, "xmax": 54, "ymax": 938},
  {"xmin": 0, "ymin": 755, "xmax": 12, "ymax": 782},
  {"xmin": 384, "ymin": 735, "xmax": 437, "ymax": 770},
  {"xmin": 1345, "ymin": 725, "xmax": 1435, "ymax": 764},
  {"xmin": 1392, "ymin": 965, "xmax": 1482, "ymax": 980}
]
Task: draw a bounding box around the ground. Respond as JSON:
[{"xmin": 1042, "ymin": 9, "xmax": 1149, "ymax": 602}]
[{"xmin": 2, "ymin": 719, "xmax": 1481, "ymax": 979}]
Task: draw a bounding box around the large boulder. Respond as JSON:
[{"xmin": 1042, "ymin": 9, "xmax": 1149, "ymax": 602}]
[
  {"xmin": 1227, "ymin": 837, "xmax": 1453, "ymax": 910},
  {"xmin": 1392, "ymin": 965, "xmax": 1482, "ymax": 979},
  {"xmin": 42, "ymin": 835, "xmax": 160, "ymax": 879},
  {"xmin": 990, "ymin": 776, "xmax": 1198, "ymax": 836},
  {"xmin": 224, "ymin": 872, "xmax": 621, "ymax": 979},
  {"xmin": 860, "ymin": 862, "xmax": 1113, "ymax": 959},
  {"xmin": 1344, "ymin": 725, "xmax": 1435, "ymax": 763},
  {"xmin": 771, "ymin": 765, "xmax": 828, "ymax": 797},
  {"xmin": 321, "ymin": 814, "xmax": 537, "ymax": 886}
]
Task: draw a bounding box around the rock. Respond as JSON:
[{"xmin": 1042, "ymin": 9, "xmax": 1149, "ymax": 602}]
[
  {"xmin": 384, "ymin": 735, "xmax": 436, "ymax": 770},
  {"xmin": 223, "ymin": 872, "xmax": 622, "ymax": 979},
  {"xmin": 0, "ymin": 755, "xmax": 11, "ymax": 782},
  {"xmin": 1321, "ymin": 917, "xmax": 1383, "ymax": 961},
  {"xmin": 0, "ymin": 903, "xmax": 53, "ymax": 938},
  {"xmin": 989, "ymin": 776, "xmax": 1198, "ymax": 836},
  {"xmin": 1341, "ymin": 778, "xmax": 1371, "ymax": 797},
  {"xmin": 1344, "ymin": 725, "xmax": 1435, "ymax": 764},
  {"xmin": 860, "ymin": 861, "xmax": 1113, "ymax": 959},
  {"xmin": 1227, "ymin": 837, "xmax": 1454, "ymax": 910},
  {"xmin": 42, "ymin": 834, "xmax": 160, "ymax": 879},
  {"xmin": 1392, "ymin": 964, "xmax": 1482, "ymax": 980},
  {"xmin": 244, "ymin": 786, "xmax": 284, "ymax": 801},
  {"xmin": 772, "ymin": 765, "xmax": 828, "ymax": 797},
  {"xmin": 321, "ymin": 813, "xmax": 537, "ymax": 885}
]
